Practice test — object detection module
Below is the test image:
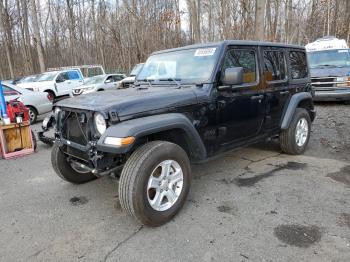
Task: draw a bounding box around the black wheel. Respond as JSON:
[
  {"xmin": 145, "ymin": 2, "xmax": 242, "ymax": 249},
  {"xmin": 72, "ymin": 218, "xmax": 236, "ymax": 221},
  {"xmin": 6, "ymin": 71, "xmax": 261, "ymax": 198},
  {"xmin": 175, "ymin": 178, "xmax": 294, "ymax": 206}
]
[
  {"xmin": 31, "ymin": 130, "xmax": 37, "ymax": 151},
  {"xmin": 51, "ymin": 143, "xmax": 97, "ymax": 184},
  {"xmin": 119, "ymin": 141, "xmax": 191, "ymax": 226},
  {"xmin": 344, "ymin": 100, "xmax": 350, "ymax": 105},
  {"xmin": 27, "ymin": 106, "xmax": 37, "ymax": 124},
  {"xmin": 280, "ymin": 108, "xmax": 311, "ymax": 155}
]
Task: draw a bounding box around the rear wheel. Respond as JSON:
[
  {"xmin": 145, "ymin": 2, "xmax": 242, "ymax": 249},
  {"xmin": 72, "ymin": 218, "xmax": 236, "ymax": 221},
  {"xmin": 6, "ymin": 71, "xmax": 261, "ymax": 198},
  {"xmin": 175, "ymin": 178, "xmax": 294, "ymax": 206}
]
[
  {"xmin": 119, "ymin": 141, "xmax": 191, "ymax": 226},
  {"xmin": 280, "ymin": 108, "xmax": 311, "ymax": 155},
  {"xmin": 51, "ymin": 144, "xmax": 97, "ymax": 184},
  {"xmin": 45, "ymin": 91, "xmax": 55, "ymax": 102},
  {"xmin": 27, "ymin": 106, "xmax": 37, "ymax": 124}
]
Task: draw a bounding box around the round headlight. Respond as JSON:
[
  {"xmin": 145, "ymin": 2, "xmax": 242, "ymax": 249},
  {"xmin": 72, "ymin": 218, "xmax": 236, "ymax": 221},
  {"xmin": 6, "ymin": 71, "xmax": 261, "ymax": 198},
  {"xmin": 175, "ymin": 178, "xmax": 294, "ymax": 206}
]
[{"xmin": 94, "ymin": 113, "xmax": 106, "ymax": 135}]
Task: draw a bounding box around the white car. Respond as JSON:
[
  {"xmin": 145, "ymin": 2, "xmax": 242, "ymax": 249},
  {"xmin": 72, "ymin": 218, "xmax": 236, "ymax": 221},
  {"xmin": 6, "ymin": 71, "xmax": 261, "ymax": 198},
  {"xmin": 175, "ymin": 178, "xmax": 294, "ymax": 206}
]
[
  {"xmin": 71, "ymin": 74, "xmax": 126, "ymax": 96},
  {"xmin": 117, "ymin": 63, "xmax": 144, "ymax": 88},
  {"xmin": 17, "ymin": 69, "xmax": 84, "ymax": 100},
  {"xmin": 3, "ymin": 83, "xmax": 52, "ymax": 124}
]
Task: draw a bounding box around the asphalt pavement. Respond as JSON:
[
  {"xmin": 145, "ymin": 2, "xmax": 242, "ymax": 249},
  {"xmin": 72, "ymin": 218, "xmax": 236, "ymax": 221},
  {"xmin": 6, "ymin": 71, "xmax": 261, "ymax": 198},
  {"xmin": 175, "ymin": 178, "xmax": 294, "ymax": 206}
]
[{"xmin": 0, "ymin": 103, "xmax": 349, "ymax": 262}]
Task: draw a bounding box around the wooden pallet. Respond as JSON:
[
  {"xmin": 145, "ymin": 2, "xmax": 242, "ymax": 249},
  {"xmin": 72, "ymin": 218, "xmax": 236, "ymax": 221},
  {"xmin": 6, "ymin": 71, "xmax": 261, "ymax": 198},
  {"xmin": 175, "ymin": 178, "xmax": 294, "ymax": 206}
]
[{"xmin": 0, "ymin": 121, "xmax": 34, "ymax": 159}]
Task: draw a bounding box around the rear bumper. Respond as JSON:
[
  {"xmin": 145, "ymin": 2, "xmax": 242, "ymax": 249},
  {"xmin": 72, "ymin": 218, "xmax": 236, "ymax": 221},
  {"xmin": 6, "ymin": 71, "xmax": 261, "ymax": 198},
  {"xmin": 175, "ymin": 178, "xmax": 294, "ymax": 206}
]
[{"xmin": 313, "ymin": 89, "xmax": 350, "ymax": 101}]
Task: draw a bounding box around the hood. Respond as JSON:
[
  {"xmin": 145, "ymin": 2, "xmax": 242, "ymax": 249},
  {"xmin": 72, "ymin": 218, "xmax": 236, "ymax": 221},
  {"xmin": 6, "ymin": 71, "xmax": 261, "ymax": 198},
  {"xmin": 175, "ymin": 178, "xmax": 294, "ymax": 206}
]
[
  {"xmin": 122, "ymin": 76, "xmax": 136, "ymax": 82},
  {"xmin": 56, "ymin": 86, "xmax": 198, "ymax": 117},
  {"xmin": 17, "ymin": 81, "xmax": 52, "ymax": 89},
  {"xmin": 310, "ymin": 66, "xmax": 350, "ymax": 78}
]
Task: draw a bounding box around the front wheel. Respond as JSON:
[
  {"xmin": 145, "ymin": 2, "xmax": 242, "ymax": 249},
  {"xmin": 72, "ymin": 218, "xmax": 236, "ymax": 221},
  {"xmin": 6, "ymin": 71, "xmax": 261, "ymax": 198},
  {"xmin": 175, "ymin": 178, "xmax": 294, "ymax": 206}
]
[
  {"xmin": 280, "ymin": 108, "xmax": 311, "ymax": 155},
  {"xmin": 51, "ymin": 144, "xmax": 97, "ymax": 184},
  {"xmin": 119, "ymin": 141, "xmax": 191, "ymax": 226}
]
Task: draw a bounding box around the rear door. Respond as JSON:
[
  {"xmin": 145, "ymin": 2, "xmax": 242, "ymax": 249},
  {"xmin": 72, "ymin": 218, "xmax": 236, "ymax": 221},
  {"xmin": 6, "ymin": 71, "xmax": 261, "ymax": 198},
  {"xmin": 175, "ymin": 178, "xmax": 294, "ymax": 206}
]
[
  {"xmin": 261, "ymin": 47, "xmax": 290, "ymax": 131},
  {"xmin": 217, "ymin": 45, "xmax": 266, "ymax": 145}
]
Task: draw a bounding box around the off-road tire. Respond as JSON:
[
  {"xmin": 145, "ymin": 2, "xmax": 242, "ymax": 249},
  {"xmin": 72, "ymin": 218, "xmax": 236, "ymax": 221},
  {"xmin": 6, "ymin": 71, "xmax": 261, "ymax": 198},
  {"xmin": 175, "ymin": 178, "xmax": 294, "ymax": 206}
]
[
  {"xmin": 119, "ymin": 141, "xmax": 191, "ymax": 227},
  {"xmin": 280, "ymin": 108, "xmax": 311, "ymax": 155},
  {"xmin": 51, "ymin": 143, "xmax": 96, "ymax": 184}
]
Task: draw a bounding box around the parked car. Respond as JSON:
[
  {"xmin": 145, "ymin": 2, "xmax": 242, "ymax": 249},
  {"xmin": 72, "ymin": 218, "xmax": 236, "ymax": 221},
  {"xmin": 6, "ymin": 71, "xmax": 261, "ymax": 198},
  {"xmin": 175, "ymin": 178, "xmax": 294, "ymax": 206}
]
[
  {"xmin": 306, "ymin": 36, "xmax": 350, "ymax": 103},
  {"xmin": 49, "ymin": 40, "xmax": 315, "ymax": 226},
  {"xmin": 3, "ymin": 83, "xmax": 52, "ymax": 124},
  {"xmin": 16, "ymin": 69, "xmax": 84, "ymax": 101},
  {"xmin": 117, "ymin": 63, "xmax": 144, "ymax": 89},
  {"xmin": 71, "ymin": 74, "xmax": 126, "ymax": 96}
]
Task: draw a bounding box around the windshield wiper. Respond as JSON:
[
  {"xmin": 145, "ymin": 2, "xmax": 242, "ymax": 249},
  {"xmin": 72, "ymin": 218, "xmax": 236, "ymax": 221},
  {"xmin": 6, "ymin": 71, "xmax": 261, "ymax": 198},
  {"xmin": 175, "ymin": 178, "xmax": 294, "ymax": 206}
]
[{"xmin": 158, "ymin": 78, "xmax": 182, "ymax": 88}]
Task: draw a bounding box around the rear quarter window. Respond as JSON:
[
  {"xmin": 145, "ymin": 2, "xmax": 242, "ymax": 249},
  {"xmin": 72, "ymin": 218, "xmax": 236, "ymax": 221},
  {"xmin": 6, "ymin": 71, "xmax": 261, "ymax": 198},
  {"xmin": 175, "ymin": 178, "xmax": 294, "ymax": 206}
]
[{"xmin": 289, "ymin": 51, "xmax": 308, "ymax": 79}]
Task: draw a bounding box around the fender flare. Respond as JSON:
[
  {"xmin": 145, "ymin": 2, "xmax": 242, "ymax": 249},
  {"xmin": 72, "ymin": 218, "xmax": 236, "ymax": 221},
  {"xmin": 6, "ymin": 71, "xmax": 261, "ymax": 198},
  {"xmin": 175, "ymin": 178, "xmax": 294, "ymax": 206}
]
[
  {"xmin": 281, "ymin": 92, "xmax": 313, "ymax": 129},
  {"xmin": 97, "ymin": 113, "xmax": 207, "ymax": 160}
]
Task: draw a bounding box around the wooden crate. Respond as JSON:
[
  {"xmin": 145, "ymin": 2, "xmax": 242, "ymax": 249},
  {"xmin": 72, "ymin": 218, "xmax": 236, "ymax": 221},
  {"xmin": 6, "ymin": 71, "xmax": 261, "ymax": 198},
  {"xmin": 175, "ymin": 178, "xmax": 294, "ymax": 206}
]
[{"xmin": 0, "ymin": 121, "xmax": 34, "ymax": 159}]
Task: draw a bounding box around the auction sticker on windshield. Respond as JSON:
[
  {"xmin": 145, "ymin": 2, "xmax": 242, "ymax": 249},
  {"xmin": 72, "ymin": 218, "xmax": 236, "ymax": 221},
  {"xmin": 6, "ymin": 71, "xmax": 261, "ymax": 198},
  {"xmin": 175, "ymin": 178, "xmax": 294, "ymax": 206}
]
[{"xmin": 194, "ymin": 48, "xmax": 216, "ymax": 56}]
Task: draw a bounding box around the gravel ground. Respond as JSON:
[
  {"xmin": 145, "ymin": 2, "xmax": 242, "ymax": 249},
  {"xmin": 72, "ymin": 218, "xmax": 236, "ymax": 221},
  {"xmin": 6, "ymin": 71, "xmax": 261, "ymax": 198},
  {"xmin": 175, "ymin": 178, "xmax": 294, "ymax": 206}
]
[{"xmin": 0, "ymin": 103, "xmax": 349, "ymax": 262}]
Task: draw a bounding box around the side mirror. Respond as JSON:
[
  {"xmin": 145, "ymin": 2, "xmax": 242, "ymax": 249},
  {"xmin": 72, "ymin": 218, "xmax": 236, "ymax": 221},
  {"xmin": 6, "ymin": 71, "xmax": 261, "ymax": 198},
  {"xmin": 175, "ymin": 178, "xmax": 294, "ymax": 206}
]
[{"xmin": 220, "ymin": 67, "xmax": 243, "ymax": 88}]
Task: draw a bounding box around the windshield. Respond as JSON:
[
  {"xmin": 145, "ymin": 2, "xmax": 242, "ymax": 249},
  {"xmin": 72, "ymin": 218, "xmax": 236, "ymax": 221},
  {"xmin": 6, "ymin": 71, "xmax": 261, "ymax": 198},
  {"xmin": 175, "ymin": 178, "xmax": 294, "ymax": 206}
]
[
  {"xmin": 84, "ymin": 75, "xmax": 105, "ymax": 85},
  {"xmin": 136, "ymin": 47, "xmax": 220, "ymax": 83},
  {"xmin": 130, "ymin": 64, "xmax": 144, "ymax": 76},
  {"xmin": 36, "ymin": 72, "xmax": 58, "ymax": 82},
  {"xmin": 307, "ymin": 49, "xmax": 350, "ymax": 68},
  {"xmin": 18, "ymin": 75, "xmax": 39, "ymax": 83}
]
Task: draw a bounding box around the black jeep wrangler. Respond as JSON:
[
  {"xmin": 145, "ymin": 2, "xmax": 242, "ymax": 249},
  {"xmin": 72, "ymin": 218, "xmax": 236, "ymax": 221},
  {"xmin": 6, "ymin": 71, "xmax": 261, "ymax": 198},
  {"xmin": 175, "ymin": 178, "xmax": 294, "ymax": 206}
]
[{"xmin": 51, "ymin": 41, "xmax": 315, "ymax": 226}]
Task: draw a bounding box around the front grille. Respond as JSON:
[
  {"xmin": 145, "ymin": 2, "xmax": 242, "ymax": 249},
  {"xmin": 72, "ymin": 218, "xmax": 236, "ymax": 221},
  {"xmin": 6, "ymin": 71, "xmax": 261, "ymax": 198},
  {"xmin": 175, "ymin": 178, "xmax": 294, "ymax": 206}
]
[
  {"xmin": 311, "ymin": 77, "xmax": 336, "ymax": 89},
  {"xmin": 61, "ymin": 111, "xmax": 92, "ymax": 160}
]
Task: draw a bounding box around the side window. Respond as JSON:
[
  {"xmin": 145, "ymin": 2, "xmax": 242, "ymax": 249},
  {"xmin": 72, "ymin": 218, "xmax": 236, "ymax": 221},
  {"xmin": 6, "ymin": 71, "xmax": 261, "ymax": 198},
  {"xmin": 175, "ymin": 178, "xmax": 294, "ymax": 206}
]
[
  {"xmin": 67, "ymin": 71, "xmax": 80, "ymax": 80},
  {"xmin": 289, "ymin": 51, "xmax": 308, "ymax": 79},
  {"xmin": 223, "ymin": 49, "xmax": 257, "ymax": 83},
  {"xmin": 263, "ymin": 51, "xmax": 287, "ymax": 81},
  {"xmin": 2, "ymin": 85, "xmax": 20, "ymax": 96},
  {"xmin": 57, "ymin": 72, "xmax": 68, "ymax": 81},
  {"xmin": 114, "ymin": 75, "xmax": 124, "ymax": 81},
  {"xmin": 106, "ymin": 76, "xmax": 113, "ymax": 82}
]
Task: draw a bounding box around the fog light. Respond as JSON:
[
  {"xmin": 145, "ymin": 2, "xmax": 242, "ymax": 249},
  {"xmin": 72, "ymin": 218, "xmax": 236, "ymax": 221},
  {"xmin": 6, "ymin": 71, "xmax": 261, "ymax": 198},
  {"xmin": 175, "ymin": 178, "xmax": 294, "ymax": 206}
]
[{"xmin": 104, "ymin": 136, "xmax": 135, "ymax": 146}]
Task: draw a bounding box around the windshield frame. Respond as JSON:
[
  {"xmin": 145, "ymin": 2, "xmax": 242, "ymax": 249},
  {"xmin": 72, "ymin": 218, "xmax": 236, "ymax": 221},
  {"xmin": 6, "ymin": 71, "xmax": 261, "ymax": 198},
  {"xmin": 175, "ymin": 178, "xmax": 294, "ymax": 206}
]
[
  {"xmin": 136, "ymin": 45, "xmax": 222, "ymax": 85},
  {"xmin": 307, "ymin": 49, "xmax": 350, "ymax": 68}
]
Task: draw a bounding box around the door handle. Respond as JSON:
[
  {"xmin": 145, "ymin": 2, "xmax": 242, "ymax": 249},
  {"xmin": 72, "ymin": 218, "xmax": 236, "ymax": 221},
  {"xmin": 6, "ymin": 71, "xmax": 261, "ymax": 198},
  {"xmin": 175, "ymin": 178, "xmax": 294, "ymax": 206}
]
[
  {"xmin": 251, "ymin": 95, "xmax": 264, "ymax": 100},
  {"xmin": 280, "ymin": 90, "xmax": 289, "ymax": 95}
]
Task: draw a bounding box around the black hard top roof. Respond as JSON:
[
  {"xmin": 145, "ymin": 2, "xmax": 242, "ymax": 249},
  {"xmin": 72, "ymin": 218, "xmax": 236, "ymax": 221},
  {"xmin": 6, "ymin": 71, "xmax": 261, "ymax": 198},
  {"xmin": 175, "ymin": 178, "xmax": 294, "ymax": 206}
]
[{"xmin": 152, "ymin": 40, "xmax": 305, "ymax": 55}]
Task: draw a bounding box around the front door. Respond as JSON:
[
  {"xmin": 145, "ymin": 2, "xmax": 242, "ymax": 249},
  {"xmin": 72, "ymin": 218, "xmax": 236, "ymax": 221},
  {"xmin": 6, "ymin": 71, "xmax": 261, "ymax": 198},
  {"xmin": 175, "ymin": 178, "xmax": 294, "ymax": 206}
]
[{"xmin": 217, "ymin": 46, "xmax": 266, "ymax": 146}]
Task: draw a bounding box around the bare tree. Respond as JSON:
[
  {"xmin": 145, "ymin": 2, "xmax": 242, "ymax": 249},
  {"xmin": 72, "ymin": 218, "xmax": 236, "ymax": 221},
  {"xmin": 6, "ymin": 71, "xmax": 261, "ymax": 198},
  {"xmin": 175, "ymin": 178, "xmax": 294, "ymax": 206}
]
[{"xmin": 30, "ymin": 0, "xmax": 45, "ymax": 73}]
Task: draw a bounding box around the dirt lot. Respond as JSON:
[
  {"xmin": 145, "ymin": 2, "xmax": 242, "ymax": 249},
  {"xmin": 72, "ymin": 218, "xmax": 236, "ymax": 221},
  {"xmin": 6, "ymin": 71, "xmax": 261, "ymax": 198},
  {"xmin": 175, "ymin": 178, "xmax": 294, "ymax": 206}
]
[{"xmin": 0, "ymin": 103, "xmax": 349, "ymax": 262}]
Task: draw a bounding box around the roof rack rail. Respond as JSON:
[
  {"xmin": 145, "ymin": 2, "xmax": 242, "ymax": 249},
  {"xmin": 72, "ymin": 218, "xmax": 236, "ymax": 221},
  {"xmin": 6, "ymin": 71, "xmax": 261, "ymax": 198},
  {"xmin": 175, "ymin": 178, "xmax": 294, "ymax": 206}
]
[{"xmin": 47, "ymin": 64, "xmax": 104, "ymax": 71}]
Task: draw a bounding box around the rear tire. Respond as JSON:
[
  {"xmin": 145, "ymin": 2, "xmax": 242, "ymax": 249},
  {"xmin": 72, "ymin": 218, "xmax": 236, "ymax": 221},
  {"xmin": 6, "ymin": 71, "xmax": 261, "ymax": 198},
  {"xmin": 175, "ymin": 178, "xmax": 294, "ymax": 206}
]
[
  {"xmin": 119, "ymin": 141, "xmax": 191, "ymax": 226},
  {"xmin": 51, "ymin": 144, "xmax": 97, "ymax": 184},
  {"xmin": 45, "ymin": 91, "xmax": 55, "ymax": 102},
  {"xmin": 27, "ymin": 106, "xmax": 37, "ymax": 124},
  {"xmin": 280, "ymin": 108, "xmax": 311, "ymax": 155}
]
